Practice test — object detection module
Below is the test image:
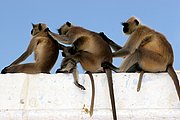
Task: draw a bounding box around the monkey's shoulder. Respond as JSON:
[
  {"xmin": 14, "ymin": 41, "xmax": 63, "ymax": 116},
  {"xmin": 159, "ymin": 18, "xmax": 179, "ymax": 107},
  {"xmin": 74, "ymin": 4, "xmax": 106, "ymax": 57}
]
[{"xmin": 136, "ymin": 25, "xmax": 155, "ymax": 34}]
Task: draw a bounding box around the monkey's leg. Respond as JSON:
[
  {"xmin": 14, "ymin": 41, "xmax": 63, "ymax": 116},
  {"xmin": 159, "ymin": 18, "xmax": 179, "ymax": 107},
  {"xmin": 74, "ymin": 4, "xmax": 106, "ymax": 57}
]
[
  {"xmin": 104, "ymin": 68, "xmax": 117, "ymax": 120},
  {"xmin": 137, "ymin": 71, "xmax": 144, "ymax": 92},
  {"xmin": 119, "ymin": 50, "xmax": 140, "ymax": 72},
  {"xmin": 57, "ymin": 59, "xmax": 76, "ymax": 73},
  {"xmin": 126, "ymin": 62, "xmax": 142, "ymax": 72},
  {"xmin": 85, "ymin": 71, "xmax": 95, "ymax": 117},
  {"xmin": 2, "ymin": 63, "xmax": 43, "ymax": 74},
  {"xmin": 59, "ymin": 57, "xmax": 85, "ymax": 90},
  {"xmin": 138, "ymin": 48, "xmax": 180, "ymax": 98},
  {"xmin": 125, "ymin": 62, "xmax": 144, "ymax": 92},
  {"xmin": 167, "ymin": 65, "xmax": 180, "ymax": 101},
  {"xmin": 73, "ymin": 68, "xmax": 86, "ymax": 90}
]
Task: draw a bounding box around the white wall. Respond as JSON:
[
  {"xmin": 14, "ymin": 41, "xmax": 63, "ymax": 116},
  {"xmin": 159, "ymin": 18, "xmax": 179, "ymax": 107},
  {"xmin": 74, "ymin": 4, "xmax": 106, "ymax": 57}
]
[{"xmin": 0, "ymin": 72, "xmax": 180, "ymax": 120}]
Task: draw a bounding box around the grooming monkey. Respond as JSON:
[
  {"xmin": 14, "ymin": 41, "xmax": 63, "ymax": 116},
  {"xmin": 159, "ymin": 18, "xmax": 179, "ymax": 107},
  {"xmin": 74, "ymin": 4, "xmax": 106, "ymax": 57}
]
[
  {"xmin": 102, "ymin": 16, "xmax": 180, "ymax": 100},
  {"xmin": 1, "ymin": 23, "xmax": 59, "ymax": 74},
  {"xmin": 48, "ymin": 22, "xmax": 117, "ymax": 120}
]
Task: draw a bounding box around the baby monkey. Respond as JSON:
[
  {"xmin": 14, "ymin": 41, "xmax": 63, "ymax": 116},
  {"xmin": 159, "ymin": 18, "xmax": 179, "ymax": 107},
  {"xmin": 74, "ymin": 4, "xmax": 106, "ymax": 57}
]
[
  {"xmin": 57, "ymin": 43, "xmax": 86, "ymax": 90},
  {"xmin": 102, "ymin": 16, "xmax": 180, "ymax": 101},
  {"xmin": 1, "ymin": 23, "xmax": 59, "ymax": 74}
]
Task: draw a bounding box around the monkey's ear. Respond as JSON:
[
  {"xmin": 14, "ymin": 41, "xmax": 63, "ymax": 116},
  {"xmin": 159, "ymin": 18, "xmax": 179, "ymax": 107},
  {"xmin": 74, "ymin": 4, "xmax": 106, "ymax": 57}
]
[
  {"xmin": 66, "ymin": 21, "xmax": 71, "ymax": 27},
  {"xmin": 38, "ymin": 23, "xmax": 42, "ymax": 31},
  {"xmin": 134, "ymin": 19, "xmax": 139, "ymax": 25},
  {"xmin": 31, "ymin": 23, "xmax": 35, "ymax": 28}
]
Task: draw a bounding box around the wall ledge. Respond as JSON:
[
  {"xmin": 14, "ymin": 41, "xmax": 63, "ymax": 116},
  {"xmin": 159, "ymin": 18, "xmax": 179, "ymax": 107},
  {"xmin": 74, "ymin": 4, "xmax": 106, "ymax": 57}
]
[{"xmin": 0, "ymin": 72, "xmax": 180, "ymax": 120}]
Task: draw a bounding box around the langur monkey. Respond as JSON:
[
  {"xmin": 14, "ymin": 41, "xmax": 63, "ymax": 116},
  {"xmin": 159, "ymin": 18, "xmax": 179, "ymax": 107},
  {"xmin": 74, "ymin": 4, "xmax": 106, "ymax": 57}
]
[
  {"xmin": 102, "ymin": 16, "xmax": 180, "ymax": 100},
  {"xmin": 1, "ymin": 23, "xmax": 59, "ymax": 74},
  {"xmin": 58, "ymin": 44, "xmax": 86, "ymax": 90},
  {"xmin": 48, "ymin": 22, "xmax": 117, "ymax": 120}
]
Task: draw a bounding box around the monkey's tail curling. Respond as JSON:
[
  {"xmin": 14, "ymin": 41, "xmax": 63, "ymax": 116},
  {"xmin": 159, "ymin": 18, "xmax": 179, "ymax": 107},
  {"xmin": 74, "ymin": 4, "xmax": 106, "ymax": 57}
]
[
  {"xmin": 86, "ymin": 71, "xmax": 95, "ymax": 117},
  {"xmin": 167, "ymin": 65, "xmax": 180, "ymax": 101},
  {"xmin": 105, "ymin": 68, "xmax": 117, "ymax": 120}
]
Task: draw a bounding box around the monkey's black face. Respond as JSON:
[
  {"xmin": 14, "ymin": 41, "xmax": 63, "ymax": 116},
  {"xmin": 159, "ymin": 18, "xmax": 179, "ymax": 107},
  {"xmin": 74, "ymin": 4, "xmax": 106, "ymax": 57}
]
[
  {"xmin": 31, "ymin": 29, "xmax": 33, "ymax": 35},
  {"xmin": 58, "ymin": 28, "xmax": 62, "ymax": 35},
  {"xmin": 122, "ymin": 22, "xmax": 129, "ymax": 33}
]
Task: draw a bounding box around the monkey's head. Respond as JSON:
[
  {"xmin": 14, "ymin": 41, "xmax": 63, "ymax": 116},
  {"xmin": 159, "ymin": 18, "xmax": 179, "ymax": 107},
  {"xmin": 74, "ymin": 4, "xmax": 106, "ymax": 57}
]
[
  {"xmin": 31, "ymin": 23, "xmax": 47, "ymax": 36},
  {"xmin": 122, "ymin": 16, "xmax": 140, "ymax": 35},
  {"xmin": 57, "ymin": 22, "xmax": 73, "ymax": 35}
]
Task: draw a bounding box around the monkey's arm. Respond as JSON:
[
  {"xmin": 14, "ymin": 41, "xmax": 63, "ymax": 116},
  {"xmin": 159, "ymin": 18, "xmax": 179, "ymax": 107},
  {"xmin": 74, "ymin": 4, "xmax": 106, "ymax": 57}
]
[
  {"xmin": 48, "ymin": 31, "xmax": 73, "ymax": 44},
  {"xmin": 9, "ymin": 38, "xmax": 37, "ymax": 66},
  {"xmin": 99, "ymin": 32, "xmax": 122, "ymax": 51},
  {"xmin": 112, "ymin": 48, "xmax": 130, "ymax": 58},
  {"xmin": 113, "ymin": 27, "xmax": 151, "ymax": 58}
]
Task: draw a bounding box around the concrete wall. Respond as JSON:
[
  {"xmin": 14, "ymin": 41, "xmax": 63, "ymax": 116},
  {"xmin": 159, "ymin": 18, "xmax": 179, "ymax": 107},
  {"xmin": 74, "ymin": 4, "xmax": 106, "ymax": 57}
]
[{"xmin": 0, "ymin": 72, "xmax": 180, "ymax": 120}]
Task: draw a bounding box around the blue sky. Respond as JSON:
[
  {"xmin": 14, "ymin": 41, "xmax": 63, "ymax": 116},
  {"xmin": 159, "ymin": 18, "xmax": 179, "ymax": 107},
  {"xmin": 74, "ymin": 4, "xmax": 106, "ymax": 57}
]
[{"xmin": 0, "ymin": 0, "xmax": 180, "ymax": 73}]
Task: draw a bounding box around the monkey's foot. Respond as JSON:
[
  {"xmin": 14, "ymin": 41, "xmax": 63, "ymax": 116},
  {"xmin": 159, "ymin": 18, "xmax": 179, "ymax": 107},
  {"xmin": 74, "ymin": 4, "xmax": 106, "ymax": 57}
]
[
  {"xmin": 56, "ymin": 68, "xmax": 73, "ymax": 73},
  {"xmin": 74, "ymin": 81, "xmax": 86, "ymax": 90},
  {"xmin": 56, "ymin": 69, "xmax": 69, "ymax": 73},
  {"xmin": 1, "ymin": 67, "xmax": 8, "ymax": 74}
]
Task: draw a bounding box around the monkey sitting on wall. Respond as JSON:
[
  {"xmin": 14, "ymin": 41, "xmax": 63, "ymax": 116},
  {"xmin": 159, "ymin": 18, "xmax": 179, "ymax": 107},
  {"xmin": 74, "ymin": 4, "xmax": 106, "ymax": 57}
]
[
  {"xmin": 1, "ymin": 23, "xmax": 59, "ymax": 74},
  {"xmin": 48, "ymin": 22, "xmax": 117, "ymax": 120},
  {"xmin": 102, "ymin": 16, "xmax": 180, "ymax": 100}
]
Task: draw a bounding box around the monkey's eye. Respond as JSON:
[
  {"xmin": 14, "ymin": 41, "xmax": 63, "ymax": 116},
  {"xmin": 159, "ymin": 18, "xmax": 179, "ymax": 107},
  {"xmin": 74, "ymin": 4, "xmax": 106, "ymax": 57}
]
[{"xmin": 122, "ymin": 22, "xmax": 129, "ymax": 27}]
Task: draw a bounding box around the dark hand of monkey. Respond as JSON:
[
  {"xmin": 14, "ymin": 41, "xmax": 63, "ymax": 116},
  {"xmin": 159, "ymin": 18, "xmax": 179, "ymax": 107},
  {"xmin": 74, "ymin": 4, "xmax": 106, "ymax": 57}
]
[
  {"xmin": 44, "ymin": 28, "xmax": 50, "ymax": 32},
  {"xmin": 101, "ymin": 62, "xmax": 119, "ymax": 73},
  {"xmin": 99, "ymin": 32, "xmax": 108, "ymax": 42},
  {"xmin": 61, "ymin": 52, "xmax": 66, "ymax": 57},
  {"xmin": 58, "ymin": 44, "xmax": 65, "ymax": 50},
  {"xmin": 99, "ymin": 32, "xmax": 113, "ymax": 44},
  {"xmin": 101, "ymin": 62, "xmax": 114, "ymax": 69}
]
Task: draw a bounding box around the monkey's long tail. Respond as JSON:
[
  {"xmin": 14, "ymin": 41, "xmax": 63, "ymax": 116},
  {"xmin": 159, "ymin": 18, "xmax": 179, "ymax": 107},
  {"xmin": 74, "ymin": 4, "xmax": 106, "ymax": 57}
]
[
  {"xmin": 167, "ymin": 65, "xmax": 180, "ymax": 101},
  {"xmin": 105, "ymin": 68, "xmax": 117, "ymax": 120},
  {"xmin": 86, "ymin": 71, "xmax": 95, "ymax": 117},
  {"xmin": 137, "ymin": 71, "xmax": 144, "ymax": 92}
]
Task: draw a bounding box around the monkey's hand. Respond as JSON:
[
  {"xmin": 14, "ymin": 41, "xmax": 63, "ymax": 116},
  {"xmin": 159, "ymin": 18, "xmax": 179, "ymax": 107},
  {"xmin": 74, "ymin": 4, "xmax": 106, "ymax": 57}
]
[
  {"xmin": 101, "ymin": 62, "xmax": 119, "ymax": 73},
  {"xmin": 101, "ymin": 62, "xmax": 112, "ymax": 69},
  {"xmin": 58, "ymin": 44, "xmax": 65, "ymax": 50},
  {"xmin": 99, "ymin": 32, "xmax": 112, "ymax": 43},
  {"xmin": 61, "ymin": 52, "xmax": 66, "ymax": 57},
  {"xmin": 44, "ymin": 28, "xmax": 50, "ymax": 32},
  {"xmin": 99, "ymin": 32, "xmax": 109, "ymax": 42}
]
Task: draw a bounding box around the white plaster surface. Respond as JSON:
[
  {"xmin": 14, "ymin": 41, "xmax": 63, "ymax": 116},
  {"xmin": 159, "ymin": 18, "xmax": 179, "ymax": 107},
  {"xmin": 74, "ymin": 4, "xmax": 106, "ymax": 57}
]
[{"xmin": 0, "ymin": 72, "xmax": 180, "ymax": 120}]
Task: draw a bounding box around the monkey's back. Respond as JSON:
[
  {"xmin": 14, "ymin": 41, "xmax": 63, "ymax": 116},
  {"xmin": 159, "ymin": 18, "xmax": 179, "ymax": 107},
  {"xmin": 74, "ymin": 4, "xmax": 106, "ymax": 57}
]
[
  {"xmin": 34, "ymin": 34, "xmax": 59, "ymax": 71},
  {"xmin": 71, "ymin": 27, "xmax": 112, "ymax": 72},
  {"xmin": 139, "ymin": 27, "xmax": 174, "ymax": 66}
]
